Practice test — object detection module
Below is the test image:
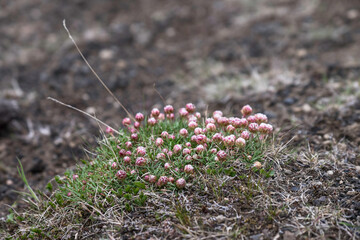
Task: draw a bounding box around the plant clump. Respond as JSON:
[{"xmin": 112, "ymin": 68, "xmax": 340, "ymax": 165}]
[{"xmin": 54, "ymin": 103, "xmax": 273, "ymax": 210}]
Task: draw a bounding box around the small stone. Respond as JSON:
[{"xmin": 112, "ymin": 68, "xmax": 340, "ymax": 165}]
[
  {"xmin": 347, "ymin": 191, "xmax": 357, "ymax": 196},
  {"xmin": 355, "ymin": 166, "xmax": 360, "ymax": 173},
  {"xmin": 6, "ymin": 179, "xmax": 13, "ymax": 185},
  {"xmin": 327, "ymin": 170, "xmax": 334, "ymax": 176},
  {"xmin": 302, "ymin": 104, "xmax": 312, "ymax": 113}
]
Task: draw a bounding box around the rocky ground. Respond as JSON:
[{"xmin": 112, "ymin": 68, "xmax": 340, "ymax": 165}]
[{"xmin": 0, "ymin": 0, "xmax": 359, "ymax": 238}]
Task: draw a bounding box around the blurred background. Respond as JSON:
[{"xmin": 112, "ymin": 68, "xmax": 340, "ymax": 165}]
[{"xmin": 0, "ymin": 0, "xmax": 359, "ymax": 216}]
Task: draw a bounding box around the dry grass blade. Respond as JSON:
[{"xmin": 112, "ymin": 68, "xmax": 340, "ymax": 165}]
[{"xmin": 62, "ymin": 19, "xmax": 134, "ymax": 121}]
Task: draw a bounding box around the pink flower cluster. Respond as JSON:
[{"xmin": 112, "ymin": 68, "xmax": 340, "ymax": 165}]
[{"xmin": 110, "ymin": 103, "xmax": 272, "ymax": 189}]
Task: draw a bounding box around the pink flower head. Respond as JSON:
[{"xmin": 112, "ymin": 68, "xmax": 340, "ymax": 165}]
[
  {"xmin": 168, "ymin": 134, "xmax": 175, "ymax": 140},
  {"xmin": 134, "ymin": 121, "xmax": 141, "ymax": 129},
  {"xmin": 218, "ymin": 117, "xmax": 229, "ymax": 126},
  {"xmin": 186, "ymin": 155, "xmax": 192, "ymax": 161},
  {"xmin": 191, "ymin": 135, "xmax": 197, "ymax": 142},
  {"xmin": 223, "ymin": 135, "xmax": 236, "ymax": 147},
  {"xmin": 129, "ymin": 127, "xmax": 137, "ymax": 133},
  {"xmin": 188, "ymin": 115, "xmax": 198, "ymax": 123},
  {"xmin": 195, "ymin": 144, "xmax": 205, "ymax": 153},
  {"xmin": 188, "ymin": 121, "xmax": 198, "ymax": 129},
  {"xmin": 125, "ymin": 141, "xmax": 132, "ymax": 149},
  {"xmin": 173, "ymin": 144, "xmax": 182, "ymax": 154},
  {"xmin": 111, "ymin": 162, "xmax": 117, "ymax": 169},
  {"xmin": 247, "ymin": 115, "xmax": 256, "ymax": 123},
  {"xmin": 226, "ymin": 124, "xmax": 236, "ymax": 133},
  {"xmin": 206, "ymin": 118, "xmax": 216, "ymax": 125},
  {"xmin": 155, "ymin": 137, "xmax": 164, "ymax": 147},
  {"xmin": 161, "ymin": 131, "xmax": 169, "ymax": 138},
  {"xmin": 259, "ymin": 123, "xmax": 273, "ymax": 134},
  {"xmin": 168, "ymin": 177, "xmax": 175, "ymax": 183},
  {"xmin": 144, "ymin": 175, "xmax": 149, "ymax": 181},
  {"xmin": 206, "ymin": 123, "xmax": 216, "ymax": 132},
  {"xmin": 184, "ymin": 164, "xmax": 194, "ymax": 174},
  {"xmin": 122, "ymin": 118, "xmax": 131, "ymax": 126},
  {"xmin": 158, "ymin": 113, "xmax": 165, "ymax": 121},
  {"xmin": 151, "ymin": 108, "xmax": 160, "ymax": 118},
  {"xmin": 136, "ymin": 146, "xmax": 146, "ymax": 156},
  {"xmin": 164, "ymin": 162, "xmax": 171, "ymax": 169},
  {"xmin": 235, "ymin": 137, "xmax": 246, "ymax": 147},
  {"xmin": 135, "ymin": 113, "xmax": 144, "ymax": 122},
  {"xmin": 194, "ymin": 127, "xmax": 203, "ymax": 135},
  {"xmin": 182, "ymin": 148, "xmax": 191, "ymax": 155},
  {"xmin": 179, "ymin": 108, "xmax": 189, "ymax": 118},
  {"xmin": 119, "ymin": 149, "xmax": 126, "ymax": 156},
  {"xmin": 196, "ymin": 134, "xmax": 207, "ymax": 144},
  {"xmin": 212, "ymin": 133, "xmax": 223, "ymax": 142},
  {"xmin": 179, "ymin": 128, "xmax": 188, "ymax": 137},
  {"xmin": 162, "ymin": 148, "xmax": 169, "ymax": 153},
  {"xmin": 147, "ymin": 117, "xmax": 157, "ymax": 126},
  {"xmin": 164, "ymin": 105, "xmax": 174, "ymax": 114},
  {"xmin": 106, "ymin": 127, "xmax": 113, "ymax": 134},
  {"xmin": 157, "ymin": 153, "xmax": 166, "ymax": 160},
  {"xmin": 248, "ymin": 122, "xmax": 259, "ymax": 133},
  {"xmin": 241, "ymin": 130, "xmax": 250, "ymax": 140},
  {"xmin": 241, "ymin": 105, "xmax": 252, "ymax": 117},
  {"xmin": 166, "ymin": 113, "xmax": 175, "ymax": 120},
  {"xmin": 192, "ymin": 154, "xmax": 199, "ymax": 160},
  {"xmin": 135, "ymin": 157, "xmax": 146, "ymax": 166},
  {"xmin": 217, "ymin": 150, "xmax": 227, "ymax": 160},
  {"xmin": 123, "ymin": 156, "xmax": 131, "ymax": 164},
  {"xmin": 125, "ymin": 151, "xmax": 132, "ymax": 156},
  {"xmin": 73, "ymin": 174, "xmax": 79, "ymax": 180},
  {"xmin": 167, "ymin": 150, "xmax": 173, "ymax": 157},
  {"xmin": 176, "ymin": 178, "xmax": 186, "ymax": 189},
  {"xmin": 213, "ymin": 110, "xmax": 223, "ymax": 118},
  {"xmin": 130, "ymin": 170, "xmax": 136, "ymax": 175},
  {"xmin": 148, "ymin": 175, "xmax": 157, "ymax": 183},
  {"xmin": 67, "ymin": 192, "xmax": 72, "ymax": 197},
  {"xmin": 185, "ymin": 103, "xmax": 196, "ymax": 113},
  {"xmin": 232, "ymin": 117, "xmax": 248, "ymax": 128},
  {"xmin": 131, "ymin": 133, "xmax": 138, "ymax": 141},
  {"xmin": 254, "ymin": 113, "xmax": 268, "ymax": 123},
  {"xmin": 116, "ymin": 170, "xmax": 127, "ymax": 180},
  {"xmin": 210, "ymin": 148, "xmax": 217, "ymax": 154},
  {"xmin": 195, "ymin": 112, "xmax": 201, "ymax": 119},
  {"xmin": 185, "ymin": 142, "xmax": 191, "ymax": 147},
  {"xmin": 157, "ymin": 176, "xmax": 169, "ymax": 187}
]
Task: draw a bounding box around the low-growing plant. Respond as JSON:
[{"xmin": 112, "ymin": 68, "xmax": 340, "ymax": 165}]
[{"xmin": 55, "ymin": 103, "xmax": 273, "ymax": 210}]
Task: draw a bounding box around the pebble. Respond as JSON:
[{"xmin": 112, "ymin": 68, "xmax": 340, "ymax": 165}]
[
  {"xmin": 6, "ymin": 179, "xmax": 13, "ymax": 185},
  {"xmin": 327, "ymin": 170, "xmax": 334, "ymax": 176}
]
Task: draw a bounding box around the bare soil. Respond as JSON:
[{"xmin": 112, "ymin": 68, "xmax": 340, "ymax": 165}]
[{"xmin": 0, "ymin": 0, "xmax": 359, "ymax": 238}]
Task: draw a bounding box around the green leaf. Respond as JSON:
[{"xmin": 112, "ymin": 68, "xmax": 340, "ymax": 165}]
[{"xmin": 134, "ymin": 181, "xmax": 146, "ymax": 189}]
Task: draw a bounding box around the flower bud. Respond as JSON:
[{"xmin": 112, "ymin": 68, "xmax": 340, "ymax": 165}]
[
  {"xmin": 161, "ymin": 131, "xmax": 169, "ymax": 138},
  {"xmin": 241, "ymin": 130, "xmax": 250, "ymax": 140},
  {"xmin": 106, "ymin": 127, "xmax": 113, "ymax": 134},
  {"xmin": 151, "ymin": 108, "xmax": 160, "ymax": 118},
  {"xmin": 206, "ymin": 123, "xmax": 216, "ymax": 132},
  {"xmin": 135, "ymin": 113, "xmax": 144, "ymax": 122},
  {"xmin": 111, "ymin": 162, "xmax": 117, "ymax": 169},
  {"xmin": 184, "ymin": 164, "xmax": 194, "ymax": 174},
  {"xmin": 188, "ymin": 121, "xmax": 198, "ymax": 129},
  {"xmin": 155, "ymin": 137, "xmax": 164, "ymax": 146},
  {"xmin": 248, "ymin": 123, "xmax": 259, "ymax": 133},
  {"xmin": 183, "ymin": 148, "xmax": 191, "ymax": 155},
  {"xmin": 179, "ymin": 128, "xmax": 188, "ymax": 137},
  {"xmin": 123, "ymin": 156, "xmax": 131, "ymax": 164},
  {"xmin": 164, "ymin": 105, "xmax": 174, "ymax": 114},
  {"xmin": 235, "ymin": 137, "xmax": 246, "ymax": 147},
  {"xmin": 135, "ymin": 157, "xmax": 146, "ymax": 166},
  {"xmin": 176, "ymin": 178, "xmax": 186, "ymax": 188},
  {"xmin": 241, "ymin": 105, "xmax": 252, "ymax": 117},
  {"xmin": 122, "ymin": 118, "xmax": 131, "ymax": 126},
  {"xmin": 173, "ymin": 144, "xmax": 182, "ymax": 154},
  {"xmin": 179, "ymin": 108, "xmax": 189, "ymax": 118},
  {"xmin": 157, "ymin": 153, "xmax": 166, "ymax": 160},
  {"xmin": 217, "ymin": 150, "xmax": 227, "ymax": 160},
  {"xmin": 116, "ymin": 170, "xmax": 127, "ymax": 180},
  {"xmin": 148, "ymin": 117, "xmax": 157, "ymax": 126},
  {"xmin": 164, "ymin": 162, "xmax": 171, "ymax": 169},
  {"xmin": 148, "ymin": 175, "xmax": 157, "ymax": 183},
  {"xmin": 157, "ymin": 176, "xmax": 168, "ymax": 187}
]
